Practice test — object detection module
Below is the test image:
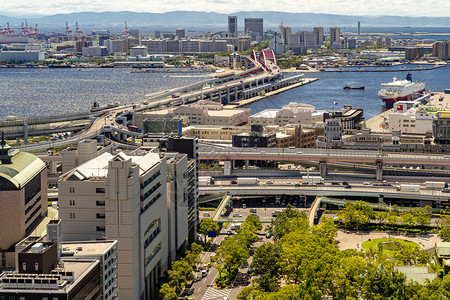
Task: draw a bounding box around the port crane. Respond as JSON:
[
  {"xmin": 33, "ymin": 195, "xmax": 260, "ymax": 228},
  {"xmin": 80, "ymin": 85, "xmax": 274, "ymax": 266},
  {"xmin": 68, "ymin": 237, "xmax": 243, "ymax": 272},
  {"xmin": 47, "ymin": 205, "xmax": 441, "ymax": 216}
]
[
  {"xmin": 334, "ymin": 49, "xmax": 347, "ymax": 70},
  {"xmin": 123, "ymin": 21, "xmax": 129, "ymax": 37},
  {"xmin": 75, "ymin": 22, "xmax": 83, "ymax": 37},
  {"xmin": 0, "ymin": 20, "xmax": 37, "ymax": 37},
  {"xmin": 65, "ymin": 21, "xmax": 72, "ymax": 36}
]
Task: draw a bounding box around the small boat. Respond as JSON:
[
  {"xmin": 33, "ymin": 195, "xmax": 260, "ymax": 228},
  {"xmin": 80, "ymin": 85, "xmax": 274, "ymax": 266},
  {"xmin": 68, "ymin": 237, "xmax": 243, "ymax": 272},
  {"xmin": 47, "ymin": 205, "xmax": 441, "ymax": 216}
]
[
  {"xmin": 48, "ymin": 64, "xmax": 71, "ymax": 68},
  {"xmin": 344, "ymin": 85, "xmax": 365, "ymax": 90}
]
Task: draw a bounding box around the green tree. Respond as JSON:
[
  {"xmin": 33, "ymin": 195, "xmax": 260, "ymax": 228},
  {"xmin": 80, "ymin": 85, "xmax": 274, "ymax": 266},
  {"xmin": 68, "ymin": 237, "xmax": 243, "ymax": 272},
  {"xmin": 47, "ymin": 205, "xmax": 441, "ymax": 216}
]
[
  {"xmin": 413, "ymin": 206, "xmax": 432, "ymax": 226},
  {"xmin": 198, "ymin": 218, "xmax": 219, "ymax": 244},
  {"xmin": 312, "ymin": 215, "xmax": 338, "ymax": 242},
  {"xmin": 386, "ymin": 210, "xmax": 399, "ymax": 226},
  {"xmin": 159, "ymin": 283, "xmax": 178, "ymax": 300},
  {"xmin": 237, "ymin": 286, "xmax": 255, "ymax": 300},
  {"xmin": 190, "ymin": 242, "xmax": 203, "ymax": 255},
  {"xmin": 216, "ymin": 237, "xmax": 249, "ymax": 274},
  {"xmin": 401, "ymin": 210, "xmax": 416, "ymax": 226},
  {"xmin": 245, "ymin": 214, "xmax": 262, "ymax": 231},
  {"xmin": 279, "ymin": 230, "xmax": 338, "ymax": 284},
  {"xmin": 268, "ymin": 206, "xmax": 309, "ymax": 240},
  {"xmin": 252, "ymin": 242, "xmax": 281, "ymax": 277},
  {"xmin": 362, "ymin": 267, "xmax": 407, "ymax": 299},
  {"xmin": 337, "ymin": 201, "xmax": 374, "ymax": 229},
  {"xmin": 439, "ymin": 215, "xmax": 450, "ymax": 241},
  {"xmin": 328, "ymin": 255, "xmax": 368, "ymax": 299}
]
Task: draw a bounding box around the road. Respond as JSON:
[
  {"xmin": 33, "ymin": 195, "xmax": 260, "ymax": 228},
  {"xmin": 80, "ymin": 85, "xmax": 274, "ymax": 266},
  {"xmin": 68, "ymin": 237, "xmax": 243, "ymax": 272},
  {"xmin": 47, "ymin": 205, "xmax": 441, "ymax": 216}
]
[
  {"xmin": 191, "ymin": 226, "xmax": 231, "ymax": 300},
  {"xmin": 198, "ymin": 147, "xmax": 450, "ymax": 166},
  {"xmin": 190, "ymin": 224, "xmax": 272, "ymax": 300}
]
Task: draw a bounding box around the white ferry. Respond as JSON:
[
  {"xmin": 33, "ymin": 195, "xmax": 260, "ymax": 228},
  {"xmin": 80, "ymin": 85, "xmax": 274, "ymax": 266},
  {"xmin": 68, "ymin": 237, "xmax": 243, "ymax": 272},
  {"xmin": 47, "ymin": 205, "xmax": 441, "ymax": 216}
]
[{"xmin": 378, "ymin": 73, "xmax": 425, "ymax": 107}]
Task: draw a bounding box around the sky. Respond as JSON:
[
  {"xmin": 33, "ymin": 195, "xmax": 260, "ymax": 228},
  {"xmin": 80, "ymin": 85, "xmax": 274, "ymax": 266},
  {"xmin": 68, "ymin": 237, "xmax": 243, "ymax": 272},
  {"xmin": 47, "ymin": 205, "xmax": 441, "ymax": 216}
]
[{"xmin": 2, "ymin": 0, "xmax": 450, "ymax": 18}]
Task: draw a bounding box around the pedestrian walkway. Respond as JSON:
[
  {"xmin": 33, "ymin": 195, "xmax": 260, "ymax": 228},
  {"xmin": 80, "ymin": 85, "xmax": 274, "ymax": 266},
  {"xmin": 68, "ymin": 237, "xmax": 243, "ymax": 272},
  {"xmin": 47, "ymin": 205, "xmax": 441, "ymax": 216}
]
[{"xmin": 202, "ymin": 287, "xmax": 230, "ymax": 300}]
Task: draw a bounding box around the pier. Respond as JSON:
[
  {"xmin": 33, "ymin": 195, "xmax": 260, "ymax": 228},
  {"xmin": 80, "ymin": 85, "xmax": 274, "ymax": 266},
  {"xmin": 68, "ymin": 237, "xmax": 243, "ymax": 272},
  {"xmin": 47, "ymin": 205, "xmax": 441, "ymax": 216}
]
[{"xmin": 323, "ymin": 64, "xmax": 446, "ymax": 73}]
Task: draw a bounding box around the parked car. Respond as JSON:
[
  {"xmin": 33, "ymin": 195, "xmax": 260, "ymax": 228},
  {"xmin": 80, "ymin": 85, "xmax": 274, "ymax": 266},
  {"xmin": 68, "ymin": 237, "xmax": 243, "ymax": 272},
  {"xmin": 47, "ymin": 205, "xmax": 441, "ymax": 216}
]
[{"xmin": 249, "ymin": 208, "xmax": 257, "ymax": 213}]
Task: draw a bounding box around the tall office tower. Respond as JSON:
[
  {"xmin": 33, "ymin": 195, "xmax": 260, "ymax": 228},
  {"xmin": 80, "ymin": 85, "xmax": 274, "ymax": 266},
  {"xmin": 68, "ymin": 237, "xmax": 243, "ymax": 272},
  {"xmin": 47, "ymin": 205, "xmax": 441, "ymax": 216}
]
[
  {"xmin": 357, "ymin": 21, "xmax": 361, "ymax": 36},
  {"xmin": 176, "ymin": 28, "xmax": 186, "ymax": 39},
  {"xmin": 313, "ymin": 26, "xmax": 324, "ymax": 48},
  {"xmin": 60, "ymin": 152, "xmax": 169, "ymax": 299},
  {"xmin": 330, "ymin": 27, "xmax": 341, "ymax": 48},
  {"xmin": 280, "ymin": 23, "xmax": 291, "ymax": 46},
  {"xmin": 244, "ymin": 18, "xmax": 264, "ymax": 36},
  {"xmin": 228, "ymin": 16, "xmax": 237, "ymax": 37}
]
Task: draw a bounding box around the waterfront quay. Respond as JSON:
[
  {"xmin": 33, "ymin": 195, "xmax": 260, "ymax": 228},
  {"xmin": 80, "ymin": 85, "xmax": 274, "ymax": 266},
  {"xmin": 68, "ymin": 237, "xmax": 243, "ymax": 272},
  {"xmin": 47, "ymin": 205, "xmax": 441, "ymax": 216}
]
[
  {"xmin": 365, "ymin": 92, "xmax": 450, "ymax": 132},
  {"xmin": 225, "ymin": 77, "xmax": 319, "ymax": 108}
]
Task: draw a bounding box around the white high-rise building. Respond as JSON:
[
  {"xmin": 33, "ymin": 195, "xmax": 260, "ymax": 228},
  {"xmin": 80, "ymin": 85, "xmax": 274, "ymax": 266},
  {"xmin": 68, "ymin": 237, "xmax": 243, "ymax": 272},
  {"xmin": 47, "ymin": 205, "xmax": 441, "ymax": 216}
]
[{"xmin": 59, "ymin": 151, "xmax": 169, "ymax": 299}]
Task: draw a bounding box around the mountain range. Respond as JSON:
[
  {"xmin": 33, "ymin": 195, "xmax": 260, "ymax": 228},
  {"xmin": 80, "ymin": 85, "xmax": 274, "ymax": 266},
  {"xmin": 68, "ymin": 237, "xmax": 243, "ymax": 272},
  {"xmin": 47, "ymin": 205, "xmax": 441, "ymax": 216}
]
[{"xmin": 1, "ymin": 11, "xmax": 449, "ymax": 31}]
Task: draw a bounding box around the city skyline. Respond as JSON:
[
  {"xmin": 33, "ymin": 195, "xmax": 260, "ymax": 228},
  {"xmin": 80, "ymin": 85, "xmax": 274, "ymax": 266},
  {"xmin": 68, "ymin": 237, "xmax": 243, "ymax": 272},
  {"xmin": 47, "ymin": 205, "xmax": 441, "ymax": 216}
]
[{"xmin": 3, "ymin": 0, "xmax": 450, "ymax": 18}]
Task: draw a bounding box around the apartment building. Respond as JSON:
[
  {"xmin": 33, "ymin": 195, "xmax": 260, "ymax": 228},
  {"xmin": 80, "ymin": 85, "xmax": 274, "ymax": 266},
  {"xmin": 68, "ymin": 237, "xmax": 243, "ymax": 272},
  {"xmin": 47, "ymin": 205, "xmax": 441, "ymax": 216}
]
[
  {"xmin": 59, "ymin": 152, "xmax": 169, "ymax": 299},
  {"xmin": 248, "ymin": 103, "xmax": 324, "ymax": 126},
  {"xmin": 135, "ymin": 105, "xmax": 251, "ymax": 129}
]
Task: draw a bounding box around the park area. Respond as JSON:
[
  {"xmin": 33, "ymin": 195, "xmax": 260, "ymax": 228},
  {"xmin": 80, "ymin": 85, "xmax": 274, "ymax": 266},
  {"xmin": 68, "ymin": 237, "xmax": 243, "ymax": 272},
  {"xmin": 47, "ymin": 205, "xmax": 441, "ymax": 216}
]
[{"xmin": 362, "ymin": 238, "xmax": 420, "ymax": 254}]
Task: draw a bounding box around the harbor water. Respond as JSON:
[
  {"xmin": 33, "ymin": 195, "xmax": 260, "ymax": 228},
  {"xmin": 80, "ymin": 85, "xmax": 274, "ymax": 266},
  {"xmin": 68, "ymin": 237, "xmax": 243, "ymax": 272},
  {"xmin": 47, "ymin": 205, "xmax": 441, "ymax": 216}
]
[{"xmin": 1, "ymin": 65, "xmax": 449, "ymax": 119}]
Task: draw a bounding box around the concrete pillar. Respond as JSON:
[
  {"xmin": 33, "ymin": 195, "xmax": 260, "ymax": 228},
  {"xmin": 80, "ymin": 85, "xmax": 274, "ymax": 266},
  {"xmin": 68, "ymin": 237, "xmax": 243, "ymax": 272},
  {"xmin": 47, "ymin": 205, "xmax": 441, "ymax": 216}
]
[
  {"xmin": 218, "ymin": 90, "xmax": 222, "ymax": 103},
  {"xmin": 378, "ymin": 195, "xmax": 384, "ymax": 204},
  {"xmin": 245, "ymin": 160, "xmax": 249, "ymax": 169},
  {"xmin": 131, "ymin": 111, "xmax": 135, "ymax": 126},
  {"xmin": 376, "ymin": 160, "xmax": 383, "ymax": 181},
  {"xmin": 319, "ymin": 161, "xmax": 327, "ymax": 177},
  {"xmin": 227, "ymin": 87, "xmax": 230, "ymax": 102},
  {"xmin": 224, "ymin": 161, "xmax": 231, "ymax": 176},
  {"xmin": 49, "ymin": 161, "xmax": 58, "ymax": 174},
  {"xmin": 235, "ymin": 87, "xmax": 238, "ymax": 101},
  {"xmin": 23, "ymin": 122, "xmax": 29, "ymax": 145},
  {"xmin": 131, "ymin": 135, "xmax": 135, "ymax": 144},
  {"xmin": 232, "ymin": 160, "xmax": 236, "ymax": 169}
]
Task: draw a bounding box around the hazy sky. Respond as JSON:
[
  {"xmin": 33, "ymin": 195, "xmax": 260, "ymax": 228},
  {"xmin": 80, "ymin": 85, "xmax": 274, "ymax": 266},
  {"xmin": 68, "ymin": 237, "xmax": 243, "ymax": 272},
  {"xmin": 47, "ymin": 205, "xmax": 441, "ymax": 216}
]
[{"xmin": 3, "ymin": 0, "xmax": 450, "ymax": 17}]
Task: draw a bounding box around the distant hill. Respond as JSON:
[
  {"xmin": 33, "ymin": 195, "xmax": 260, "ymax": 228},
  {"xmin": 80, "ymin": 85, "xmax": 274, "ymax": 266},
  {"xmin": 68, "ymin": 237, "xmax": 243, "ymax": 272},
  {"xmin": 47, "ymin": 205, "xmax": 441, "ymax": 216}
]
[{"xmin": 1, "ymin": 11, "xmax": 449, "ymax": 31}]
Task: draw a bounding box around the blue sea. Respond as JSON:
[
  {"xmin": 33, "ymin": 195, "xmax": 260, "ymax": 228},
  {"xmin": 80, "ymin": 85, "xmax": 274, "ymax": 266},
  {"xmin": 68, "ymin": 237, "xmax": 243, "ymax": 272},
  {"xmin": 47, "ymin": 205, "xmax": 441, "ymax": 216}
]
[
  {"xmin": 0, "ymin": 68, "xmax": 209, "ymax": 119},
  {"xmin": 0, "ymin": 65, "xmax": 449, "ymax": 120},
  {"xmin": 246, "ymin": 65, "xmax": 450, "ymax": 118}
]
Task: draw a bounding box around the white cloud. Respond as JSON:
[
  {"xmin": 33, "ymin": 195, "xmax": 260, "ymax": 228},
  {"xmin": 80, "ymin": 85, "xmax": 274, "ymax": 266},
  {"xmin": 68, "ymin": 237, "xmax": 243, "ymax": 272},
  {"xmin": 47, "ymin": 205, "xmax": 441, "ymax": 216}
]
[{"xmin": 3, "ymin": 0, "xmax": 450, "ymax": 17}]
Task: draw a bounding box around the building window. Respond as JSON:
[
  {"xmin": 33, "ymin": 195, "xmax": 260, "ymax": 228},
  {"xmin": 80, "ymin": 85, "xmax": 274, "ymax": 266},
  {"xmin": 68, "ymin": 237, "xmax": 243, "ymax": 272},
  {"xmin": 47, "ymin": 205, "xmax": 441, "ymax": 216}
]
[
  {"xmin": 97, "ymin": 226, "xmax": 106, "ymax": 232},
  {"xmin": 69, "ymin": 200, "xmax": 75, "ymax": 206},
  {"xmin": 96, "ymin": 200, "xmax": 105, "ymax": 206},
  {"xmin": 96, "ymin": 213, "xmax": 106, "ymax": 219},
  {"xmin": 96, "ymin": 188, "xmax": 105, "ymax": 193},
  {"xmin": 69, "ymin": 187, "xmax": 75, "ymax": 193},
  {"xmin": 70, "ymin": 213, "xmax": 75, "ymax": 219}
]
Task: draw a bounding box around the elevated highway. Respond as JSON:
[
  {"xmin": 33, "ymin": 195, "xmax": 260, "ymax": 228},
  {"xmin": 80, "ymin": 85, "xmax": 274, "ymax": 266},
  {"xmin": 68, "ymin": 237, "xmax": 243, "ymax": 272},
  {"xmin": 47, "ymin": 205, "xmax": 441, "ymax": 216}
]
[
  {"xmin": 10, "ymin": 52, "xmax": 299, "ymax": 151},
  {"xmin": 199, "ymin": 184, "xmax": 450, "ymax": 206},
  {"xmin": 198, "ymin": 147, "xmax": 450, "ymax": 180}
]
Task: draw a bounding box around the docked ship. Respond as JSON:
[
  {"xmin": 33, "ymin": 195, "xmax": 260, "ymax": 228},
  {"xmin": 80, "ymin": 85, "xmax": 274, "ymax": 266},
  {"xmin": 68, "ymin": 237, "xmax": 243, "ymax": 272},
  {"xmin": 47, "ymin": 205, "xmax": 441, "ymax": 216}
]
[{"xmin": 378, "ymin": 73, "xmax": 425, "ymax": 107}]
